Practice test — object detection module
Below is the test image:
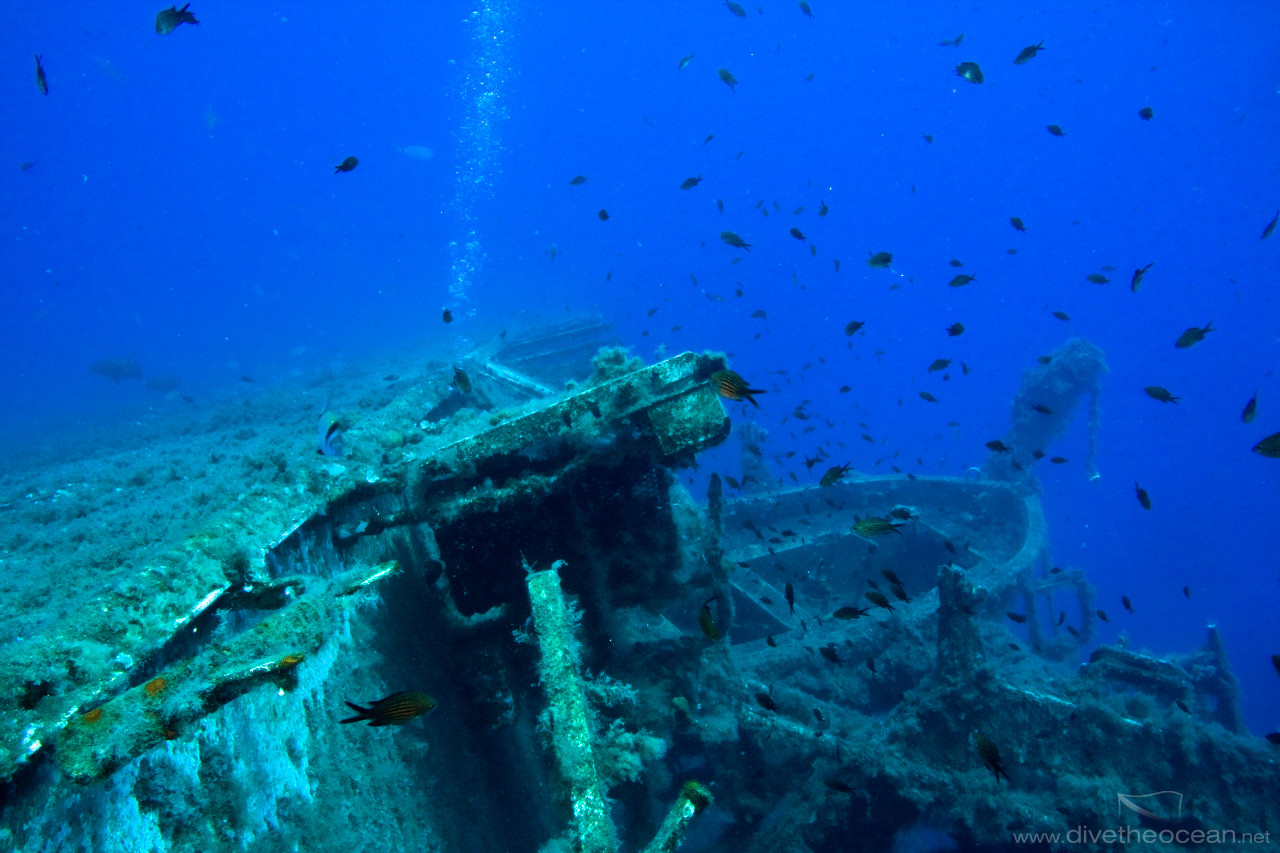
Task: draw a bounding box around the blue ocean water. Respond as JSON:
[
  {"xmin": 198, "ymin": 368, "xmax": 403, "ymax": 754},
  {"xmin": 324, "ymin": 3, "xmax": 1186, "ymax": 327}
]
[{"xmin": 4, "ymin": 0, "xmax": 1278, "ymax": 797}]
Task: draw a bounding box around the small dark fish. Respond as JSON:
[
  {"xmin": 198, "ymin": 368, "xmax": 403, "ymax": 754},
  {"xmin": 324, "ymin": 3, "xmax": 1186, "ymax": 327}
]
[
  {"xmin": 1086, "ymin": 272, "xmax": 1110, "ymax": 284},
  {"xmin": 711, "ymin": 369, "xmax": 765, "ymax": 406},
  {"xmin": 766, "ymin": 635, "xmax": 777, "ymax": 647},
  {"xmin": 755, "ymin": 691, "xmax": 778, "ymax": 712},
  {"xmin": 1050, "ymin": 456, "xmax": 1068, "ymax": 464},
  {"xmin": 723, "ymin": 0, "xmax": 746, "ymax": 17},
  {"xmin": 949, "ymin": 274, "xmax": 976, "ymax": 287},
  {"xmin": 923, "ymin": 134, "xmax": 934, "ymax": 143},
  {"xmin": 1174, "ymin": 321, "xmax": 1213, "ymax": 348},
  {"xmin": 156, "ymin": 3, "xmax": 199, "ymax": 35},
  {"xmin": 680, "ymin": 175, "xmax": 702, "ymax": 190},
  {"xmin": 799, "ymin": 1, "xmax": 814, "ymax": 18},
  {"xmin": 844, "ymin": 320, "xmax": 865, "ymax": 335},
  {"xmin": 1052, "ymin": 310, "xmax": 1070, "ymax": 321},
  {"xmin": 35, "ymin": 55, "xmax": 48, "ymax": 95},
  {"xmin": 1096, "ymin": 609, "xmax": 1110, "ymax": 623},
  {"xmin": 720, "ymin": 231, "xmax": 752, "ymax": 250},
  {"xmin": 569, "ymin": 175, "xmax": 588, "ymax": 185},
  {"xmin": 1066, "ymin": 625, "xmax": 1079, "ymax": 638},
  {"xmin": 890, "ymin": 583, "xmax": 910, "ymax": 604},
  {"xmin": 1013, "ymin": 41, "xmax": 1044, "ymax": 65},
  {"xmin": 955, "ymin": 62, "xmax": 983, "ymax": 84},
  {"xmin": 1057, "ymin": 611, "xmax": 1065, "ymax": 626},
  {"xmin": 1047, "ymin": 124, "xmax": 1065, "ymax": 137},
  {"xmin": 1262, "ymin": 210, "xmax": 1279, "ymax": 241},
  {"xmin": 334, "ymin": 156, "xmax": 359, "ymax": 173},
  {"xmin": 820, "ymin": 463, "xmax": 852, "ymax": 487},
  {"xmin": 939, "ymin": 33, "xmax": 965, "ymax": 47},
  {"xmin": 867, "ymin": 251, "xmax": 893, "ymax": 269},
  {"xmin": 812, "ymin": 707, "xmax": 824, "ymax": 723},
  {"xmin": 790, "ymin": 227, "xmax": 806, "ymax": 241},
  {"xmin": 818, "ymin": 199, "xmax": 828, "ymax": 216},
  {"xmin": 442, "ymin": 308, "xmax": 453, "ymax": 323},
  {"xmin": 718, "ymin": 68, "xmax": 738, "ymax": 91},
  {"xmin": 866, "ymin": 590, "xmax": 894, "ymax": 612},
  {"xmin": 919, "ymin": 391, "xmax": 939, "ymax": 403},
  {"xmin": 986, "ymin": 440, "xmax": 1011, "ymax": 453},
  {"xmin": 340, "ymin": 691, "xmax": 435, "ymax": 726},
  {"xmin": 452, "ymin": 366, "xmax": 472, "ymax": 394},
  {"xmin": 1031, "ymin": 404, "xmax": 1052, "ymax": 414},
  {"xmin": 698, "ymin": 597, "xmax": 721, "ymax": 640},
  {"xmin": 19, "ymin": 161, "xmax": 36, "ymax": 171},
  {"xmin": 383, "ymin": 374, "xmax": 399, "ymax": 381},
  {"xmin": 1010, "ymin": 216, "xmax": 1026, "ymax": 232},
  {"xmin": 1242, "ymin": 392, "xmax": 1257, "ymax": 424},
  {"xmin": 1006, "ymin": 611, "xmax": 1028, "ymax": 624},
  {"xmin": 1183, "ymin": 586, "xmax": 1191, "ymax": 598},
  {"xmin": 1133, "ymin": 482, "xmax": 1151, "ymax": 510},
  {"xmin": 972, "ymin": 732, "xmax": 1009, "ymax": 785},
  {"xmin": 597, "ymin": 208, "xmax": 610, "ymax": 221},
  {"xmin": 239, "ymin": 375, "xmax": 255, "ymax": 383},
  {"xmin": 1272, "ymin": 654, "xmax": 1280, "ymax": 678},
  {"xmin": 1130, "ymin": 262, "xmax": 1153, "ymax": 292},
  {"xmin": 784, "ymin": 581, "xmax": 795, "ymax": 614},
  {"xmin": 833, "ymin": 606, "xmax": 869, "ymax": 620},
  {"xmin": 1122, "ymin": 595, "xmax": 1134, "ymax": 614},
  {"xmin": 865, "ymin": 657, "xmax": 876, "ymax": 675},
  {"xmin": 946, "ymin": 323, "xmax": 965, "ymax": 336},
  {"xmin": 1266, "ymin": 733, "xmax": 1280, "ymax": 745},
  {"xmin": 1252, "ymin": 432, "xmax": 1280, "ymax": 458},
  {"xmin": 929, "ymin": 358, "xmax": 952, "ymax": 372},
  {"xmin": 949, "ymin": 259, "xmax": 964, "ymax": 267},
  {"xmin": 677, "ymin": 53, "xmax": 694, "ymax": 70},
  {"xmin": 1139, "ymin": 106, "xmax": 1154, "ymax": 120},
  {"xmin": 819, "ymin": 644, "xmax": 842, "ymax": 665},
  {"xmin": 1144, "ymin": 386, "xmax": 1179, "ymax": 404},
  {"xmin": 1037, "ymin": 356, "xmax": 1052, "ymax": 365}
]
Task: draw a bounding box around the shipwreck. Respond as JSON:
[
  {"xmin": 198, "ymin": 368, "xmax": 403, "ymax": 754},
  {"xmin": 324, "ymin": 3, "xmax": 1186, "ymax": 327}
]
[{"xmin": 0, "ymin": 322, "xmax": 1275, "ymax": 852}]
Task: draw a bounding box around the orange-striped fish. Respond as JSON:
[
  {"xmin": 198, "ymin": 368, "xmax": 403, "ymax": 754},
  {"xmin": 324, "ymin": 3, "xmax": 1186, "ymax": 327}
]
[
  {"xmin": 711, "ymin": 369, "xmax": 765, "ymax": 406},
  {"xmin": 340, "ymin": 691, "xmax": 436, "ymax": 726}
]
